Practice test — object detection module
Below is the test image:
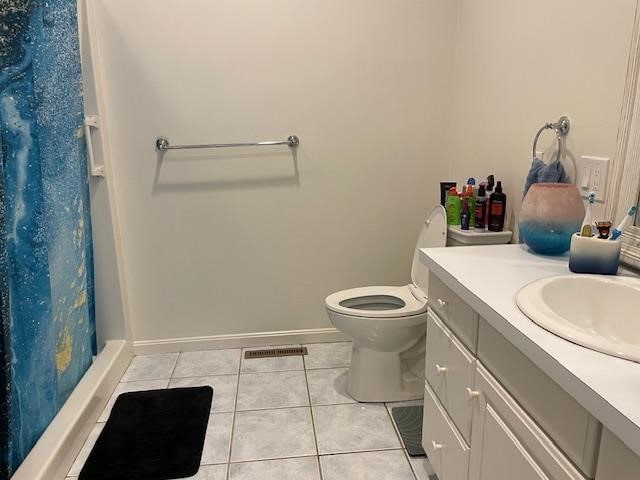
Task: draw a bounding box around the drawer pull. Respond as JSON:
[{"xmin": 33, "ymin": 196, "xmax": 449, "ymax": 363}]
[
  {"xmin": 466, "ymin": 387, "xmax": 481, "ymax": 399},
  {"xmin": 436, "ymin": 298, "xmax": 448, "ymax": 309},
  {"xmin": 435, "ymin": 364, "xmax": 448, "ymax": 375},
  {"xmin": 431, "ymin": 440, "xmax": 444, "ymax": 451}
]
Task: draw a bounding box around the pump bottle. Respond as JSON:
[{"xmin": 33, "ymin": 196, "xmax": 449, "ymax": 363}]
[{"xmin": 488, "ymin": 181, "xmax": 506, "ymax": 232}]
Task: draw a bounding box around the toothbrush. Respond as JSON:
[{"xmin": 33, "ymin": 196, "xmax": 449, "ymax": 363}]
[
  {"xmin": 610, "ymin": 205, "xmax": 638, "ymax": 240},
  {"xmin": 580, "ymin": 192, "xmax": 596, "ymax": 237}
]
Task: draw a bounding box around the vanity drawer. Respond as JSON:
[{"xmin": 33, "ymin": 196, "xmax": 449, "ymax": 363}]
[
  {"xmin": 428, "ymin": 272, "xmax": 478, "ymax": 352},
  {"xmin": 426, "ymin": 311, "xmax": 475, "ymax": 443},
  {"xmin": 477, "ymin": 318, "xmax": 601, "ymax": 477},
  {"xmin": 423, "ymin": 382, "xmax": 470, "ymax": 480}
]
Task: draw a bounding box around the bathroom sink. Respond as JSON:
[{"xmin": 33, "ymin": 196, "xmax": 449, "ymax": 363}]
[{"xmin": 516, "ymin": 275, "xmax": 640, "ymax": 362}]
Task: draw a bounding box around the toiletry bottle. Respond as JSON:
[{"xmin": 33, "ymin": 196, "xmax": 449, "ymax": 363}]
[
  {"xmin": 465, "ymin": 185, "xmax": 476, "ymax": 226},
  {"xmin": 485, "ymin": 175, "xmax": 495, "ymax": 227},
  {"xmin": 474, "ymin": 185, "xmax": 487, "ymax": 231},
  {"xmin": 488, "ymin": 181, "xmax": 506, "ymax": 232},
  {"xmin": 440, "ymin": 182, "xmax": 456, "ymax": 207},
  {"xmin": 479, "ymin": 180, "xmax": 488, "ymax": 191},
  {"xmin": 486, "ymin": 175, "xmax": 495, "ymax": 194},
  {"xmin": 467, "ymin": 177, "xmax": 476, "ymax": 192},
  {"xmin": 446, "ymin": 187, "xmax": 462, "ymax": 225},
  {"xmin": 461, "ymin": 197, "xmax": 470, "ymax": 230}
]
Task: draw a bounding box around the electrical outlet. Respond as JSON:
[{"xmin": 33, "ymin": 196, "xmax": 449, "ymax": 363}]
[{"xmin": 576, "ymin": 156, "xmax": 609, "ymax": 202}]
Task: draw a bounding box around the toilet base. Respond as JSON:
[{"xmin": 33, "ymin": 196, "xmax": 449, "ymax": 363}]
[{"xmin": 345, "ymin": 337, "xmax": 425, "ymax": 403}]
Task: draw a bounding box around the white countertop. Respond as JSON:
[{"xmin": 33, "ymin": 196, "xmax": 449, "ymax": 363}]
[{"xmin": 420, "ymin": 243, "xmax": 640, "ymax": 456}]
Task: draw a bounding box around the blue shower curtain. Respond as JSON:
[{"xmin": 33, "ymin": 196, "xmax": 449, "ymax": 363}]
[{"xmin": 0, "ymin": 0, "xmax": 96, "ymax": 477}]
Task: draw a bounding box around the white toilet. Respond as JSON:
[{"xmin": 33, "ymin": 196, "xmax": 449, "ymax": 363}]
[{"xmin": 325, "ymin": 205, "xmax": 447, "ymax": 402}]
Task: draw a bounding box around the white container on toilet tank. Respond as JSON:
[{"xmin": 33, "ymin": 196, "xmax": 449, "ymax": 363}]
[{"xmin": 446, "ymin": 226, "xmax": 512, "ymax": 246}]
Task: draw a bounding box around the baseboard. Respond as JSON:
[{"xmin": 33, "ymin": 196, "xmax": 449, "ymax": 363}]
[
  {"xmin": 12, "ymin": 339, "xmax": 133, "ymax": 480},
  {"xmin": 133, "ymin": 327, "xmax": 349, "ymax": 355}
]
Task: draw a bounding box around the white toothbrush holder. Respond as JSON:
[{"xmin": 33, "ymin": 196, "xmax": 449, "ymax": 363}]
[{"xmin": 568, "ymin": 233, "xmax": 621, "ymax": 275}]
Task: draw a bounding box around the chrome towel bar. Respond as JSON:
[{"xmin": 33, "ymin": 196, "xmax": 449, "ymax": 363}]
[{"xmin": 155, "ymin": 135, "xmax": 300, "ymax": 152}]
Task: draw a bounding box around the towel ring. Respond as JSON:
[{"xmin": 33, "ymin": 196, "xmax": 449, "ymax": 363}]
[{"xmin": 531, "ymin": 115, "xmax": 570, "ymax": 163}]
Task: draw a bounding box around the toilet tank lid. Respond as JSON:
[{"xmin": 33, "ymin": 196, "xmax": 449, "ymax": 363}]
[{"xmin": 411, "ymin": 205, "xmax": 447, "ymax": 294}]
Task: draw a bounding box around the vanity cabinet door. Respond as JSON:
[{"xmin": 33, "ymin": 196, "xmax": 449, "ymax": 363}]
[
  {"xmin": 469, "ymin": 363, "xmax": 586, "ymax": 480},
  {"xmin": 470, "ymin": 402, "xmax": 549, "ymax": 480}
]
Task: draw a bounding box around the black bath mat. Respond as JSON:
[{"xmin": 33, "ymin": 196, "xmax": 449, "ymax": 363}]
[
  {"xmin": 391, "ymin": 405, "xmax": 427, "ymax": 456},
  {"xmin": 79, "ymin": 386, "xmax": 213, "ymax": 480}
]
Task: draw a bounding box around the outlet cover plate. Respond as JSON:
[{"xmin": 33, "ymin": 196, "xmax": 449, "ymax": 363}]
[{"xmin": 577, "ymin": 155, "xmax": 609, "ymax": 203}]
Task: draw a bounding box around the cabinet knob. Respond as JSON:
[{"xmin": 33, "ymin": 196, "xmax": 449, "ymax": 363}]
[
  {"xmin": 435, "ymin": 364, "xmax": 448, "ymax": 375},
  {"xmin": 431, "ymin": 440, "xmax": 444, "ymax": 451},
  {"xmin": 437, "ymin": 298, "xmax": 448, "ymax": 309},
  {"xmin": 466, "ymin": 387, "xmax": 481, "ymax": 399}
]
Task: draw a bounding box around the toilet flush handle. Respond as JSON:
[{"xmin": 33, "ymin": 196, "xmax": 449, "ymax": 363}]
[
  {"xmin": 435, "ymin": 364, "xmax": 448, "ymax": 375},
  {"xmin": 432, "ymin": 441, "xmax": 444, "ymax": 451},
  {"xmin": 436, "ymin": 298, "xmax": 448, "ymax": 309}
]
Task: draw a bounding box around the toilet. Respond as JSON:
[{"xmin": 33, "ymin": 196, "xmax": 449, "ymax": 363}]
[{"xmin": 325, "ymin": 205, "xmax": 447, "ymax": 402}]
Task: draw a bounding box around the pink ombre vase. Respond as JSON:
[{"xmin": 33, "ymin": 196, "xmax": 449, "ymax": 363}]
[{"xmin": 519, "ymin": 183, "xmax": 585, "ymax": 255}]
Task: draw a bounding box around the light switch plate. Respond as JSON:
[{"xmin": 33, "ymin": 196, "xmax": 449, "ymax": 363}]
[{"xmin": 576, "ymin": 155, "xmax": 609, "ymax": 202}]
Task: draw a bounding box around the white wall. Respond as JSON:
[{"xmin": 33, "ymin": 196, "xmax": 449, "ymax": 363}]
[
  {"xmin": 89, "ymin": 0, "xmax": 636, "ymax": 345},
  {"xmin": 90, "ymin": 0, "xmax": 458, "ymax": 342},
  {"xmin": 443, "ymin": 0, "xmax": 636, "ymax": 229}
]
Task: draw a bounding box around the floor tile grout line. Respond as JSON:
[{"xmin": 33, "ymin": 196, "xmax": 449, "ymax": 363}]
[
  {"xmin": 201, "ymin": 447, "xmax": 403, "ymax": 467},
  {"xmin": 225, "ymin": 402, "xmax": 356, "ymax": 415},
  {"xmin": 118, "ymin": 376, "xmax": 173, "ymax": 384},
  {"xmin": 206, "ymin": 453, "xmax": 318, "ymax": 466},
  {"xmin": 240, "ymin": 368, "xmax": 305, "ymax": 375},
  {"xmin": 236, "ymin": 369, "xmax": 306, "ymax": 378},
  {"xmin": 206, "ymin": 447, "xmax": 408, "ymax": 466},
  {"xmin": 317, "ymin": 446, "xmax": 409, "ymax": 456},
  {"xmin": 302, "ymin": 352, "xmax": 324, "ymax": 480},
  {"xmin": 170, "ymin": 372, "xmax": 239, "ymax": 381},
  {"xmin": 117, "ymin": 354, "xmax": 136, "ymax": 381},
  {"xmin": 304, "ymin": 364, "xmax": 351, "ymax": 371},
  {"xmin": 167, "ymin": 352, "xmax": 180, "ymax": 379},
  {"xmin": 385, "ymin": 403, "xmax": 420, "ymax": 480},
  {"xmin": 224, "ymin": 350, "xmax": 243, "ymax": 480},
  {"xmin": 215, "ymin": 402, "xmax": 402, "ymax": 414},
  {"xmin": 66, "ymin": 423, "xmax": 104, "ymax": 477}
]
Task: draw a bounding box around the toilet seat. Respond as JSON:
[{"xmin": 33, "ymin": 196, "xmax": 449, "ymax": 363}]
[{"xmin": 325, "ymin": 285, "xmax": 427, "ymax": 319}]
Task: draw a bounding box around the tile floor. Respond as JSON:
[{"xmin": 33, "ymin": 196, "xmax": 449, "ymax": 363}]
[{"xmin": 66, "ymin": 342, "xmax": 437, "ymax": 480}]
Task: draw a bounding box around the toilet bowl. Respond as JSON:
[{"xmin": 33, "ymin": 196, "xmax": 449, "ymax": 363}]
[{"xmin": 325, "ymin": 205, "xmax": 447, "ymax": 402}]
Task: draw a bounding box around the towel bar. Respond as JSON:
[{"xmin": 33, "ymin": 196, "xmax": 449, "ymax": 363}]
[{"xmin": 155, "ymin": 135, "xmax": 300, "ymax": 152}]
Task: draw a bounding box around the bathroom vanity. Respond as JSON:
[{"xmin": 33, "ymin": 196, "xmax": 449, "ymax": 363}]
[{"xmin": 420, "ymin": 244, "xmax": 640, "ymax": 480}]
